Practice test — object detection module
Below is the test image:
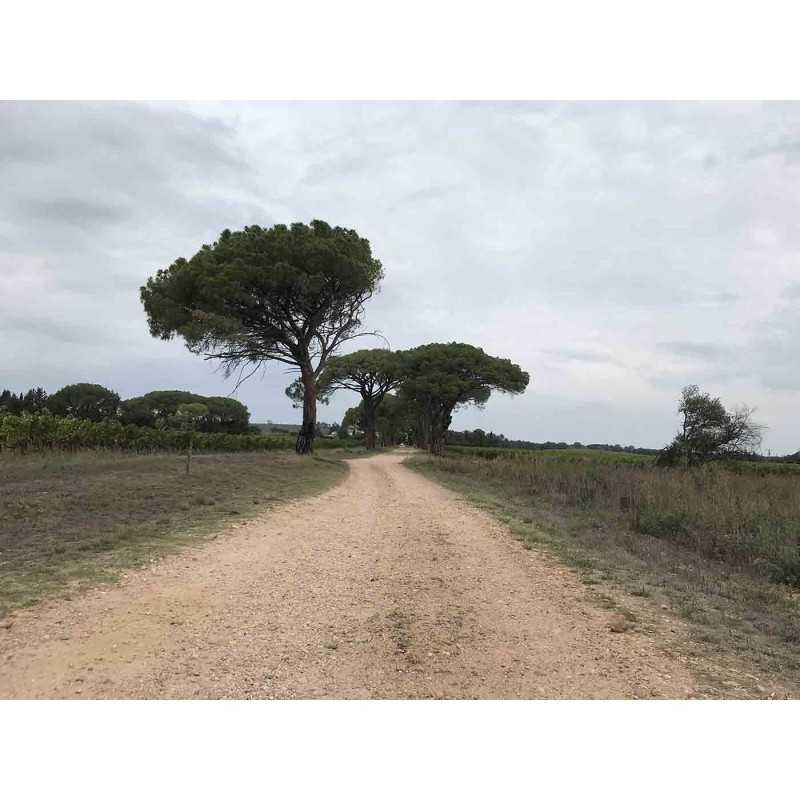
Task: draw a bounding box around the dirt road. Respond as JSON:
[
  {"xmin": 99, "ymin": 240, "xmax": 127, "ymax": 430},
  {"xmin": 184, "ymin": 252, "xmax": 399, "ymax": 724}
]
[{"xmin": 1, "ymin": 452, "xmax": 713, "ymax": 698}]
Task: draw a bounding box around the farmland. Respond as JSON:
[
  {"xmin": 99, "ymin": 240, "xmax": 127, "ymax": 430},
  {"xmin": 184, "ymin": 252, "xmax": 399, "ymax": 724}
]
[
  {"xmin": 409, "ymin": 447, "xmax": 800, "ymax": 676},
  {"xmin": 445, "ymin": 445, "xmax": 656, "ymax": 465},
  {"xmin": 0, "ymin": 412, "xmax": 349, "ymax": 455},
  {"xmin": 447, "ymin": 443, "xmax": 800, "ymax": 475},
  {"xmin": 0, "ymin": 449, "xmax": 349, "ymax": 618}
]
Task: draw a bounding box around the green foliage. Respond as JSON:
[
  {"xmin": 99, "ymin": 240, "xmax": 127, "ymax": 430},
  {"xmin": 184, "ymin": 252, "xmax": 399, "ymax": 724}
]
[
  {"xmin": 140, "ymin": 221, "xmax": 383, "ymax": 352},
  {"xmin": 340, "ymin": 404, "xmax": 363, "ymax": 438},
  {"xmin": 186, "ymin": 394, "xmax": 251, "ymax": 433},
  {"xmin": 320, "ymin": 349, "xmax": 406, "ymax": 448},
  {"xmin": 339, "ymin": 393, "xmax": 418, "ymax": 446},
  {"xmin": 172, "ymin": 402, "xmax": 209, "ymax": 428},
  {"xmin": 374, "ymin": 393, "xmax": 417, "ymax": 446},
  {"xmin": 140, "ymin": 220, "xmax": 384, "ymax": 454},
  {"xmin": 136, "ymin": 390, "xmax": 203, "ymax": 420},
  {"xmin": 0, "ymin": 387, "xmax": 48, "ymax": 415},
  {"xmin": 117, "ymin": 396, "xmax": 154, "ymax": 427},
  {"xmin": 0, "ymin": 412, "xmax": 337, "ymax": 454},
  {"xmin": 445, "ymin": 429, "xmax": 661, "ymax": 455},
  {"xmin": 658, "ymin": 384, "xmax": 763, "ymax": 466},
  {"xmin": 285, "ymin": 378, "xmax": 331, "ymax": 409},
  {"xmin": 399, "ymin": 342, "xmax": 529, "ymax": 453},
  {"xmin": 637, "ymin": 508, "xmax": 690, "ymax": 540},
  {"xmin": 46, "ymin": 383, "xmax": 120, "ymax": 421},
  {"xmin": 119, "ymin": 390, "xmax": 250, "ymax": 433},
  {"xmin": 446, "ymin": 445, "xmax": 654, "ymax": 465},
  {"xmin": 321, "ymin": 349, "xmax": 406, "ymax": 394},
  {"xmin": 713, "ymin": 459, "xmax": 800, "ymax": 476}
]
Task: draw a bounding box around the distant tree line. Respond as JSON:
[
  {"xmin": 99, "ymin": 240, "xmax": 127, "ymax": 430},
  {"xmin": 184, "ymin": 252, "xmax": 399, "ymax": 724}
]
[
  {"xmin": 442, "ymin": 429, "xmax": 661, "ymax": 454},
  {"xmin": 0, "ymin": 384, "xmax": 251, "ymax": 434},
  {"xmin": 119, "ymin": 390, "xmax": 250, "ymax": 433},
  {"xmin": 0, "ymin": 387, "xmax": 51, "ymax": 415}
]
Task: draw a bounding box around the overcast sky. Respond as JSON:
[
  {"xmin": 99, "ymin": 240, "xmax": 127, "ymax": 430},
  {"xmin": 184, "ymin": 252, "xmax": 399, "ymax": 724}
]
[{"xmin": 2, "ymin": 101, "xmax": 800, "ymax": 452}]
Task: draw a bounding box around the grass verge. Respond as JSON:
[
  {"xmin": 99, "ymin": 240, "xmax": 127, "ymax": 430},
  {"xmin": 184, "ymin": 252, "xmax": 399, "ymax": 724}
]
[
  {"xmin": 407, "ymin": 452, "xmax": 800, "ymax": 684},
  {"xmin": 0, "ymin": 450, "xmax": 349, "ymax": 618}
]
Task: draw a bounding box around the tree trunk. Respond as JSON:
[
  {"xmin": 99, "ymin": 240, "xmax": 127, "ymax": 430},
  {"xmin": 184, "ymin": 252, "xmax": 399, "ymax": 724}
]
[
  {"xmin": 429, "ymin": 413, "xmax": 446, "ymax": 454},
  {"xmin": 295, "ymin": 368, "xmax": 317, "ymax": 455},
  {"xmin": 428, "ymin": 414, "xmax": 443, "ymax": 455},
  {"xmin": 363, "ymin": 401, "xmax": 377, "ymax": 450},
  {"xmin": 418, "ymin": 406, "xmax": 431, "ymax": 450},
  {"xmin": 682, "ymin": 412, "xmax": 689, "ymax": 468},
  {"xmin": 427, "ymin": 405, "xmax": 452, "ymax": 456}
]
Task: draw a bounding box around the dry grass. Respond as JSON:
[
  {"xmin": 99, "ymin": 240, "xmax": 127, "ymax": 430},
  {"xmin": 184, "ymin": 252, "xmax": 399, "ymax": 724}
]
[
  {"xmin": 423, "ymin": 451, "xmax": 800, "ymax": 584},
  {"xmin": 0, "ymin": 450, "xmax": 347, "ymax": 618},
  {"xmin": 409, "ymin": 450, "xmax": 800, "ymax": 677}
]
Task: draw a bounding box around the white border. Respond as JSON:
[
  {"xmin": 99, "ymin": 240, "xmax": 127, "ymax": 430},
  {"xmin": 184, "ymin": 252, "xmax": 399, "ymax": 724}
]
[
  {"xmin": 2, "ymin": 700, "xmax": 797, "ymax": 797},
  {"xmin": 1, "ymin": 1, "xmax": 799, "ymax": 99}
]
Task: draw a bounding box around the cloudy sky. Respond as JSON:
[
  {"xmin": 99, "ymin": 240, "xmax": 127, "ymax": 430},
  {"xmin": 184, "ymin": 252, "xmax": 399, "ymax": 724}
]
[{"xmin": 2, "ymin": 101, "xmax": 800, "ymax": 452}]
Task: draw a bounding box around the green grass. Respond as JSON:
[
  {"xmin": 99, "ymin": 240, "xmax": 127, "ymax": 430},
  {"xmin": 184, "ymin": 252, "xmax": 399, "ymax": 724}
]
[
  {"xmin": 0, "ymin": 449, "xmax": 349, "ymax": 618},
  {"xmin": 446, "ymin": 444, "xmax": 800, "ymax": 474},
  {"xmin": 408, "ymin": 451, "xmax": 800, "ymax": 678},
  {"xmin": 446, "ymin": 445, "xmax": 655, "ymax": 464}
]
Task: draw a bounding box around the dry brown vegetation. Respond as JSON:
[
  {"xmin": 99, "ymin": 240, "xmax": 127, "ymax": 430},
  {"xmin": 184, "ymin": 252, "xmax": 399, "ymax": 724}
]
[
  {"xmin": 409, "ymin": 448, "xmax": 800, "ymax": 680},
  {"xmin": 0, "ymin": 450, "xmax": 348, "ymax": 618}
]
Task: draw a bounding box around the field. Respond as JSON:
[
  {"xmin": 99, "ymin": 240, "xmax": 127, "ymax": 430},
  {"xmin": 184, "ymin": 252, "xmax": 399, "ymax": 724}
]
[
  {"xmin": 409, "ymin": 447, "xmax": 800, "ymax": 675},
  {"xmin": 447, "ymin": 444, "xmax": 800, "ymax": 474},
  {"xmin": 0, "ymin": 449, "xmax": 350, "ymax": 618},
  {"xmin": 0, "ymin": 412, "xmax": 350, "ymax": 454},
  {"xmin": 446, "ymin": 445, "xmax": 655, "ymax": 464}
]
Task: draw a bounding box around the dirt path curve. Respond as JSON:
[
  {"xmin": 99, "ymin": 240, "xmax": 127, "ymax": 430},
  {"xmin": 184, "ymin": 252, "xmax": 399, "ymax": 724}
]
[{"xmin": 1, "ymin": 453, "xmax": 702, "ymax": 699}]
